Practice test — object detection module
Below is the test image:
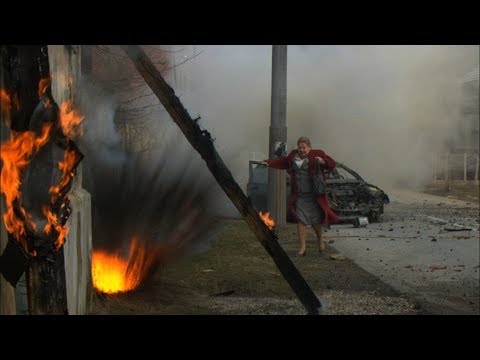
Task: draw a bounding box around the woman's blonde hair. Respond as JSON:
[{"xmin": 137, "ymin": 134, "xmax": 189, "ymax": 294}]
[{"xmin": 297, "ymin": 136, "xmax": 311, "ymax": 147}]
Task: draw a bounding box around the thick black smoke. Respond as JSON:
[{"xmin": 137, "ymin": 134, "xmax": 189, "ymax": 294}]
[
  {"xmin": 84, "ymin": 146, "xmax": 215, "ymax": 254},
  {"xmin": 76, "ymin": 76, "xmax": 218, "ymax": 266}
]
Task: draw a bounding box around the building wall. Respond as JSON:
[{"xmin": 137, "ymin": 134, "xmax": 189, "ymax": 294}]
[
  {"xmin": 458, "ymin": 67, "xmax": 479, "ymax": 150},
  {"xmin": 430, "ymin": 67, "xmax": 480, "ymax": 185}
]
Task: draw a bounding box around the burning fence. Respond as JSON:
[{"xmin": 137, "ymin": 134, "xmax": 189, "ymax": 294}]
[{"xmin": 0, "ymin": 75, "xmax": 84, "ymax": 287}]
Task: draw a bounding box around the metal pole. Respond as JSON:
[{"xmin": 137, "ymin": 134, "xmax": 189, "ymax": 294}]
[
  {"xmin": 171, "ymin": 45, "xmax": 177, "ymax": 87},
  {"xmin": 475, "ymin": 153, "xmax": 479, "ymax": 181},
  {"xmin": 445, "ymin": 153, "xmax": 449, "ymax": 182},
  {"xmin": 268, "ymin": 45, "xmax": 287, "ymax": 226}
]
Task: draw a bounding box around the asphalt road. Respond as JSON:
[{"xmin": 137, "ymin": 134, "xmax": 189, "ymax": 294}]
[{"xmin": 327, "ymin": 188, "xmax": 479, "ymax": 315}]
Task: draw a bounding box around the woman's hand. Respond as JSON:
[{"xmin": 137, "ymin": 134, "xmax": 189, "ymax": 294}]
[
  {"xmin": 315, "ymin": 157, "xmax": 326, "ymax": 166},
  {"xmin": 261, "ymin": 160, "xmax": 269, "ymax": 167}
]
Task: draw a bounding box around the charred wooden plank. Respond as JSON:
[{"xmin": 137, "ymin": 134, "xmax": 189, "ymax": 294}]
[
  {"xmin": 122, "ymin": 45, "xmax": 322, "ymax": 315},
  {"xmin": 0, "ymin": 234, "xmax": 30, "ymax": 287},
  {"xmin": 26, "ymin": 247, "xmax": 68, "ymax": 315}
]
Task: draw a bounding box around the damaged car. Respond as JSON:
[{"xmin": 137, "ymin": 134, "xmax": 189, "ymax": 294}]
[
  {"xmin": 324, "ymin": 162, "xmax": 390, "ymax": 222},
  {"xmin": 247, "ymin": 160, "xmax": 390, "ymax": 223}
]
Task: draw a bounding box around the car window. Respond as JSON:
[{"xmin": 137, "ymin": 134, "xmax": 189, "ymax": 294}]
[
  {"xmin": 327, "ymin": 166, "xmax": 357, "ymax": 180},
  {"xmin": 251, "ymin": 164, "xmax": 268, "ymax": 184},
  {"xmin": 335, "ymin": 166, "xmax": 357, "ymax": 180}
]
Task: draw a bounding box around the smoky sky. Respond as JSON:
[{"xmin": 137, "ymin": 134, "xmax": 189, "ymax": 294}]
[
  {"xmin": 175, "ymin": 45, "xmax": 478, "ymax": 200},
  {"xmin": 74, "ymin": 77, "xmax": 217, "ymax": 256},
  {"xmin": 77, "ymin": 45, "xmax": 479, "ymax": 219}
]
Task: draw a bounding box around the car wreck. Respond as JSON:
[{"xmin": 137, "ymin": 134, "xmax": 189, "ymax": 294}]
[
  {"xmin": 324, "ymin": 162, "xmax": 390, "ymax": 222},
  {"xmin": 247, "ymin": 160, "xmax": 390, "ymax": 224}
]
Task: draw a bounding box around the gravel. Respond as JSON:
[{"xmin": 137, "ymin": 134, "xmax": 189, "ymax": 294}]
[{"xmin": 206, "ymin": 289, "xmax": 417, "ymax": 315}]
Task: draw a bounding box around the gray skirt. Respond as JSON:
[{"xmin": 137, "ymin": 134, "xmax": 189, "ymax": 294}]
[{"xmin": 296, "ymin": 193, "xmax": 325, "ymax": 225}]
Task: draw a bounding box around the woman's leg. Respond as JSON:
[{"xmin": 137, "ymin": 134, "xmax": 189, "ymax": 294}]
[
  {"xmin": 297, "ymin": 221, "xmax": 307, "ymax": 255},
  {"xmin": 312, "ymin": 223, "xmax": 325, "ymax": 252}
]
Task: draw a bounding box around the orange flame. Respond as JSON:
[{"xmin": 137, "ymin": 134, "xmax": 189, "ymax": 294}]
[
  {"xmin": 48, "ymin": 148, "xmax": 80, "ymax": 203},
  {"xmin": 1, "ymin": 88, "xmax": 11, "ymax": 117},
  {"xmin": 1, "ymin": 88, "xmax": 18, "ymax": 127},
  {"xmin": 42, "ymin": 205, "xmax": 57, "ymax": 235},
  {"xmin": 53, "ymin": 223, "xmax": 69, "ymax": 250},
  {"xmin": 42, "ymin": 206, "xmax": 69, "ymax": 250},
  {"xmin": 59, "ymin": 99, "xmax": 84, "ymax": 138},
  {"xmin": 38, "ymin": 76, "xmax": 51, "ymax": 99},
  {"xmin": 0, "ymin": 123, "xmax": 52, "ymax": 250},
  {"xmin": 259, "ymin": 211, "xmax": 275, "ymax": 230},
  {"xmin": 1, "ymin": 78, "xmax": 85, "ymax": 255},
  {"xmin": 92, "ymin": 237, "xmax": 162, "ymax": 294}
]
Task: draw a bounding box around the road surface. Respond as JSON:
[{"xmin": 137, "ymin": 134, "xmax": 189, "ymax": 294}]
[{"xmin": 328, "ymin": 188, "xmax": 479, "ymax": 314}]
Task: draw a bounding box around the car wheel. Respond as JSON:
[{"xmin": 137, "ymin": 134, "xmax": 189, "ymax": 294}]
[{"xmin": 368, "ymin": 210, "xmax": 379, "ymax": 223}]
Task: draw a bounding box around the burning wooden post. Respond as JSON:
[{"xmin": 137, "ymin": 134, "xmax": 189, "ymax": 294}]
[
  {"xmin": 0, "ymin": 47, "xmax": 16, "ymax": 314},
  {"xmin": 0, "ymin": 189, "xmax": 16, "ymax": 314},
  {"xmin": 0, "ymin": 45, "xmax": 84, "ymax": 314},
  {"xmin": 48, "ymin": 45, "xmax": 93, "ymax": 315},
  {"xmin": 122, "ymin": 45, "xmax": 322, "ymax": 315}
]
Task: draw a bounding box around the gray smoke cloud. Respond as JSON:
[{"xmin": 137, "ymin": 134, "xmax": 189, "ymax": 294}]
[
  {"xmin": 78, "ymin": 45, "xmax": 478, "ymax": 220},
  {"xmin": 174, "ymin": 45, "xmax": 478, "ymax": 205},
  {"xmin": 75, "ymin": 73, "xmax": 217, "ymax": 265}
]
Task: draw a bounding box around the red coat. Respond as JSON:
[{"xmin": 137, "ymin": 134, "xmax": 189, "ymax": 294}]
[{"xmin": 266, "ymin": 149, "xmax": 340, "ymax": 225}]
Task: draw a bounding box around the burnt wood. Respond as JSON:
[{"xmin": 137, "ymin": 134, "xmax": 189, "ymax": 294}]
[{"xmin": 2, "ymin": 45, "xmax": 69, "ymax": 315}]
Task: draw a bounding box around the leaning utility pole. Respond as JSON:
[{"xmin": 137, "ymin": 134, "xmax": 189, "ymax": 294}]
[
  {"xmin": 268, "ymin": 45, "xmax": 287, "ymax": 226},
  {"xmin": 122, "ymin": 45, "xmax": 322, "ymax": 315}
]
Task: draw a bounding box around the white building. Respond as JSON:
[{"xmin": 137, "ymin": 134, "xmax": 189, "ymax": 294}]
[{"xmin": 458, "ymin": 67, "xmax": 479, "ymax": 151}]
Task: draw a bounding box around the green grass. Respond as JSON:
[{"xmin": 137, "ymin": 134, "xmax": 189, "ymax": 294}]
[{"xmin": 158, "ymin": 218, "xmax": 293, "ymax": 298}]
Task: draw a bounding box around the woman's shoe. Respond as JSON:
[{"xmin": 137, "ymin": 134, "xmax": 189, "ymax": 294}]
[{"xmin": 296, "ymin": 251, "xmax": 306, "ymax": 257}]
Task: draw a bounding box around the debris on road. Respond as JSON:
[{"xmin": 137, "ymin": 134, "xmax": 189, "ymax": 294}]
[
  {"xmin": 330, "ymin": 254, "xmax": 346, "ymax": 261},
  {"xmin": 428, "ymin": 265, "xmax": 448, "ymax": 271}
]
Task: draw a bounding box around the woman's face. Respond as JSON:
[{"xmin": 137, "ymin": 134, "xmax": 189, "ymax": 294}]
[{"xmin": 297, "ymin": 142, "xmax": 311, "ymax": 158}]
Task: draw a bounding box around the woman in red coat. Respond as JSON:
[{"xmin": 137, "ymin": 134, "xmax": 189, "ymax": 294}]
[{"xmin": 264, "ymin": 136, "xmax": 339, "ymax": 256}]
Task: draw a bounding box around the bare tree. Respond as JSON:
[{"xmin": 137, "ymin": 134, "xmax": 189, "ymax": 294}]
[{"xmin": 84, "ymin": 45, "xmax": 201, "ymax": 155}]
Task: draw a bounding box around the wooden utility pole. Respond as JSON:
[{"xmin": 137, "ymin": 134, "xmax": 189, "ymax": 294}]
[
  {"xmin": 0, "ymin": 46, "xmax": 17, "ymax": 314},
  {"xmin": 0, "ymin": 203, "xmax": 17, "ymax": 314},
  {"xmin": 475, "ymin": 153, "xmax": 479, "ymax": 182},
  {"xmin": 122, "ymin": 45, "xmax": 322, "ymax": 315},
  {"xmin": 268, "ymin": 45, "xmax": 287, "ymax": 226}
]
